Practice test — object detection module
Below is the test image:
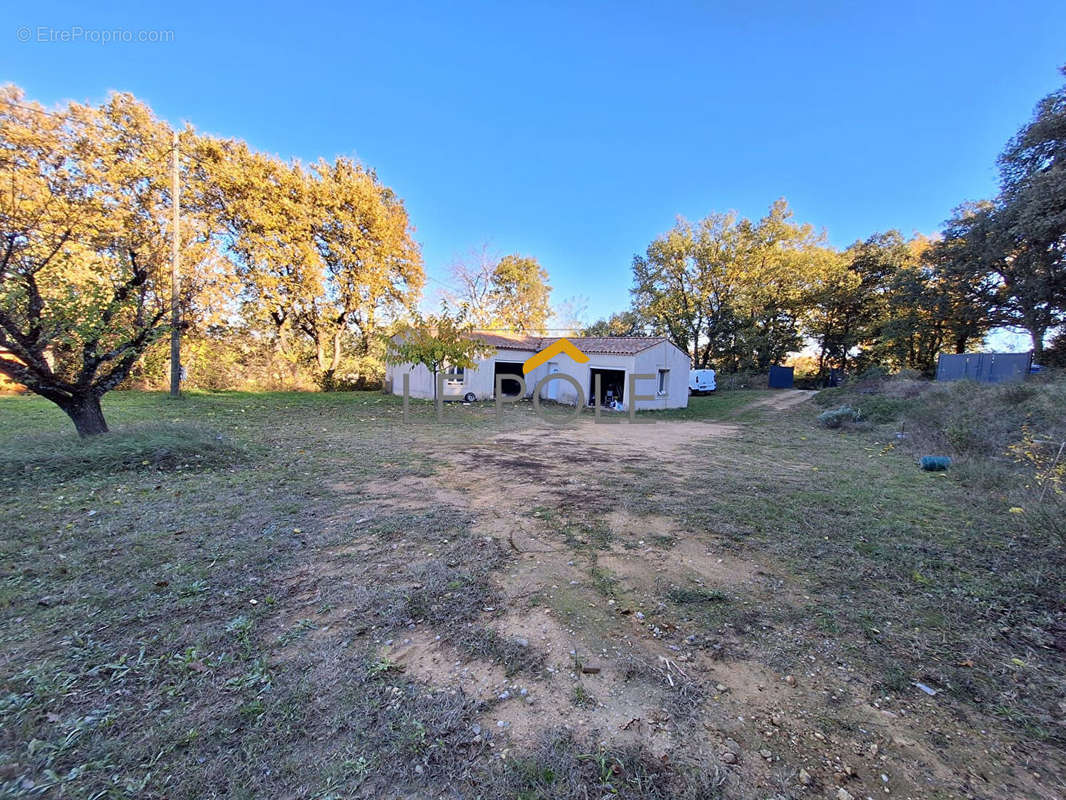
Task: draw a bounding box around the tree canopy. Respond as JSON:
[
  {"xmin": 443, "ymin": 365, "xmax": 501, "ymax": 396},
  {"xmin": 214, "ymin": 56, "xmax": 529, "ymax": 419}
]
[
  {"xmin": 990, "ymin": 70, "xmax": 1066, "ymax": 357},
  {"xmin": 196, "ymin": 140, "xmax": 423, "ymax": 388},
  {"xmin": 447, "ymin": 248, "xmax": 552, "ymax": 332},
  {"xmin": 616, "ymin": 71, "xmax": 1066, "ymax": 377},
  {"xmin": 631, "ymin": 200, "xmax": 833, "ymax": 370},
  {"xmin": 0, "ymin": 88, "xmax": 191, "ymax": 434},
  {"xmin": 3, "ymin": 67, "xmax": 1065, "ymax": 429},
  {"xmin": 0, "ymin": 85, "xmax": 425, "ymax": 433}
]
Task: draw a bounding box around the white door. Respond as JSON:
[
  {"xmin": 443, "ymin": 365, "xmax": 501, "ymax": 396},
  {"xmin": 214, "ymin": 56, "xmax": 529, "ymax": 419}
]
[{"xmin": 547, "ymin": 362, "xmax": 559, "ymax": 400}]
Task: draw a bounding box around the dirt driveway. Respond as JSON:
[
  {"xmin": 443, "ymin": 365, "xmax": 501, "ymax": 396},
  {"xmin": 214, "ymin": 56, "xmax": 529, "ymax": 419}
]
[{"xmin": 352, "ymin": 391, "xmax": 1059, "ymax": 800}]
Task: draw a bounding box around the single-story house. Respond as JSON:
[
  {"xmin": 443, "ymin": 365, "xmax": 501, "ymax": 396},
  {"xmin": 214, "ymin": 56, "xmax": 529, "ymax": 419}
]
[{"xmin": 385, "ymin": 332, "xmax": 691, "ymax": 410}]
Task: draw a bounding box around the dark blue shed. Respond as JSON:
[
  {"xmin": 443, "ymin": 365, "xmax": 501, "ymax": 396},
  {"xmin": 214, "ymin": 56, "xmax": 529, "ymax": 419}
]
[
  {"xmin": 768, "ymin": 365, "xmax": 795, "ymax": 389},
  {"xmin": 935, "ymin": 352, "xmax": 1032, "ymax": 383}
]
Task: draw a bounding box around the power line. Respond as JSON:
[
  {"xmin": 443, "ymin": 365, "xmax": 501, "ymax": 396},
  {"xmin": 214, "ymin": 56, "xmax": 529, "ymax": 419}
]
[
  {"xmin": 2, "ymin": 98, "xmax": 74, "ymax": 121},
  {"xmin": 178, "ymin": 145, "xmax": 213, "ymax": 168},
  {"xmin": 5, "ymin": 98, "xmax": 588, "ymax": 334},
  {"xmin": 3, "ymin": 97, "xmax": 178, "ymax": 164},
  {"xmin": 3, "ymin": 97, "xmax": 163, "ymax": 136},
  {"xmin": 1, "ymin": 101, "xmax": 215, "ymax": 190},
  {"xmin": 422, "ymin": 273, "xmax": 461, "ymax": 294}
]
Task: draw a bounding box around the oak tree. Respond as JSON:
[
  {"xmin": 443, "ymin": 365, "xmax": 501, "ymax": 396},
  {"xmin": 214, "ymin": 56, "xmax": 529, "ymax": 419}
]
[
  {"xmin": 992, "ymin": 71, "xmax": 1066, "ymax": 359},
  {"xmin": 0, "ymin": 88, "xmax": 186, "ymax": 435},
  {"xmin": 447, "ymin": 248, "xmax": 552, "ymax": 332}
]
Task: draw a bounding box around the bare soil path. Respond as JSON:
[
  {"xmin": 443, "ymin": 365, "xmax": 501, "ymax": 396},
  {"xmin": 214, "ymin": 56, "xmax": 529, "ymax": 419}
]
[{"xmin": 359, "ymin": 391, "xmax": 1059, "ymax": 799}]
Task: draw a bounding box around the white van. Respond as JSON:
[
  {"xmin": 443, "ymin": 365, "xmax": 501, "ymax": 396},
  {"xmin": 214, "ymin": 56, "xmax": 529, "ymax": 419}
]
[{"xmin": 689, "ymin": 369, "xmax": 716, "ymax": 395}]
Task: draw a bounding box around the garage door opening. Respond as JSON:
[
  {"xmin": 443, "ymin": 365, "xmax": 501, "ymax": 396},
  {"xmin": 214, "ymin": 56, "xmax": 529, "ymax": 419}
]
[
  {"xmin": 494, "ymin": 361, "xmax": 525, "ymax": 398},
  {"xmin": 589, "ymin": 368, "xmax": 625, "ymax": 407}
]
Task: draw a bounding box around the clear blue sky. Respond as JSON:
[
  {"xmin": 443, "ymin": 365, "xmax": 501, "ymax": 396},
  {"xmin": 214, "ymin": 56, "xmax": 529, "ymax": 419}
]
[{"xmin": 4, "ymin": 0, "xmax": 1065, "ymax": 328}]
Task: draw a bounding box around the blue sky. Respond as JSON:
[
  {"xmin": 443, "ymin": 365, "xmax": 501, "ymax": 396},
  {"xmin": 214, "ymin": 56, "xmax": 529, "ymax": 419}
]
[{"xmin": 4, "ymin": 0, "xmax": 1065, "ymax": 337}]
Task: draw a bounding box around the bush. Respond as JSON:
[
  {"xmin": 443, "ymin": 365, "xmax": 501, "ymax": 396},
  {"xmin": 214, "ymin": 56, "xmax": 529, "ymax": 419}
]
[
  {"xmin": 850, "ymin": 395, "xmax": 912, "ymax": 424},
  {"xmin": 1043, "ymin": 331, "xmax": 1066, "ymax": 368},
  {"xmin": 999, "ymin": 382, "xmax": 1037, "ymax": 405},
  {"xmin": 857, "ymin": 365, "xmax": 890, "ymax": 382},
  {"xmin": 878, "ymin": 377, "xmax": 929, "ymax": 399},
  {"xmin": 818, "ymin": 405, "xmax": 863, "ymax": 429},
  {"xmin": 817, "ymin": 373, "xmax": 1066, "ymax": 468},
  {"xmin": 894, "ymin": 368, "xmax": 924, "ymax": 381},
  {"xmin": 942, "ymin": 411, "xmax": 990, "ymax": 455},
  {"xmin": 793, "ymin": 373, "xmax": 826, "ymax": 390},
  {"xmin": 710, "ymin": 369, "xmax": 770, "ymax": 391}
]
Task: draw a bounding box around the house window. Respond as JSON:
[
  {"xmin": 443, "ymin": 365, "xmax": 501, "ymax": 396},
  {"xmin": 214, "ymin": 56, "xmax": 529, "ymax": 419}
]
[
  {"xmin": 444, "ymin": 364, "xmax": 465, "ymax": 384},
  {"xmin": 657, "ymin": 369, "xmax": 669, "ymax": 395}
]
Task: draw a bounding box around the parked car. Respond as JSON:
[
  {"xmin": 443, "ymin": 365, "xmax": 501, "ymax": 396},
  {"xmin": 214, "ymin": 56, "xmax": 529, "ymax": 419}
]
[{"xmin": 688, "ymin": 369, "xmax": 716, "ymax": 395}]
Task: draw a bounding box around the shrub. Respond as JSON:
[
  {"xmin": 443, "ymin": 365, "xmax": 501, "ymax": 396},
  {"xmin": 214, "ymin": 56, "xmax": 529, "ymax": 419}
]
[
  {"xmin": 894, "ymin": 368, "xmax": 924, "ymax": 381},
  {"xmin": 943, "ymin": 415, "xmax": 991, "ymax": 455},
  {"xmin": 1000, "ymin": 383, "xmax": 1037, "ymax": 405},
  {"xmin": 713, "ymin": 370, "xmax": 769, "ymax": 391},
  {"xmin": 850, "ymin": 395, "xmax": 911, "ymax": 424},
  {"xmin": 818, "ymin": 405, "xmax": 863, "ymax": 429},
  {"xmin": 857, "ymin": 365, "xmax": 889, "ymax": 381},
  {"xmin": 820, "ymin": 373, "xmax": 1066, "ymax": 466},
  {"xmin": 793, "ymin": 374, "xmax": 825, "ymax": 390},
  {"xmin": 878, "ymin": 377, "xmax": 929, "ymax": 399},
  {"xmin": 1043, "ymin": 331, "xmax": 1066, "ymax": 368}
]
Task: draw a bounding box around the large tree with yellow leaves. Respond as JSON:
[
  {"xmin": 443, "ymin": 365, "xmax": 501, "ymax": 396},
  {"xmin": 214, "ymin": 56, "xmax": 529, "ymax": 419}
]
[
  {"xmin": 0, "ymin": 87, "xmax": 188, "ymax": 435},
  {"xmin": 196, "ymin": 141, "xmax": 423, "ymax": 387},
  {"xmin": 1, "ymin": 85, "xmax": 425, "ymax": 433}
]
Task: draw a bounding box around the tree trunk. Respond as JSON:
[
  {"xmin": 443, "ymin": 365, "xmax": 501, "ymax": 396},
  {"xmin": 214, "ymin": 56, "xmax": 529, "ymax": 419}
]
[
  {"xmin": 317, "ymin": 331, "xmax": 346, "ymax": 391},
  {"xmin": 60, "ymin": 394, "xmax": 109, "ymax": 437},
  {"xmin": 1029, "ymin": 325, "xmax": 1047, "ymax": 362},
  {"xmin": 316, "ymin": 338, "xmax": 327, "ymax": 372},
  {"xmin": 330, "ymin": 331, "xmax": 343, "ymax": 375}
]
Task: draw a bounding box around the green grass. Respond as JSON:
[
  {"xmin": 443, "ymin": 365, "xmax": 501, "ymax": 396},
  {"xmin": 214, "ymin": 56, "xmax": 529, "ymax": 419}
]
[
  {"xmin": 491, "ymin": 730, "xmax": 724, "ymax": 800},
  {"xmin": 814, "ymin": 373, "xmax": 1066, "ymax": 457},
  {"xmin": 665, "ymin": 586, "xmax": 729, "ymax": 605},
  {"xmin": 570, "ymin": 682, "xmax": 596, "ymax": 708},
  {"xmin": 588, "ymin": 566, "xmax": 620, "ymax": 598},
  {"xmin": 0, "ymin": 390, "xmax": 457, "ymax": 798},
  {"xmin": 645, "ymin": 388, "xmax": 776, "ymax": 422},
  {"xmin": 0, "ymin": 422, "xmax": 249, "ymax": 484},
  {"xmin": 1, "ymin": 385, "xmax": 1063, "ymax": 798},
  {"xmin": 658, "ymin": 380, "xmax": 1066, "ymax": 741}
]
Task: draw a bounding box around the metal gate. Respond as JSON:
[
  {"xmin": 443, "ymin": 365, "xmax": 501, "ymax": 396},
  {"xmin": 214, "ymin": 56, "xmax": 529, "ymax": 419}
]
[{"xmin": 935, "ymin": 352, "xmax": 1032, "ymax": 383}]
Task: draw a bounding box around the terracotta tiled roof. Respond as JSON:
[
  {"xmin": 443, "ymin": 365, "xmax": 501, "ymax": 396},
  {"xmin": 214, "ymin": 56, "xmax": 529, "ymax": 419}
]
[
  {"xmin": 563, "ymin": 336, "xmax": 667, "ymax": 355},
  {"xmin": 466, "ymin": 331, "xmax": 540, "ymax": 350},
  {"xmin": 468, "ymin": 331, "xmax": 669, "ymax": 356}
]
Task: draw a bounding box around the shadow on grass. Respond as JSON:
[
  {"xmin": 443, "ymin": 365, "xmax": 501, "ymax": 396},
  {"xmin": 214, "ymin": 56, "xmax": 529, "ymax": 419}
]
[{"xmin": 0, "ymin": 423, "xmax": 251, "ymax": 485}]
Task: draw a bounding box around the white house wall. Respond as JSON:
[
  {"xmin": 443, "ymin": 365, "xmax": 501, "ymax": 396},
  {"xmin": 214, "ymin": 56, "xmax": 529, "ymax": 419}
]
[
  {"xmin": 632, "ymin": 340, "xmax": 691, "ymax": 410},
  {"xmin": 386, "ymin": 341, "xmax": 691, "ymax": 410},
  {"xmin": 385, "ymin": 349, "xmax": 543, "ymax": 401}
]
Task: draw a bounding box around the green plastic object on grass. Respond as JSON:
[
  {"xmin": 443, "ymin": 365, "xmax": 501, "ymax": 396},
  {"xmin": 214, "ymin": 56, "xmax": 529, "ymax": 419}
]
[{"xmin": 920, "ymin": 455, "xmax": 952, "ymax": 471}]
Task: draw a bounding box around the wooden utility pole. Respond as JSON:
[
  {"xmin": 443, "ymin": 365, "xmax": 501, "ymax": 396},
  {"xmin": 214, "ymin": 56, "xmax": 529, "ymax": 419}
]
[{"xmin": 169, "ymin": 129, "xmax": 181, "ymax": 397}]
